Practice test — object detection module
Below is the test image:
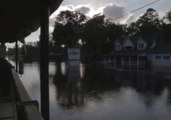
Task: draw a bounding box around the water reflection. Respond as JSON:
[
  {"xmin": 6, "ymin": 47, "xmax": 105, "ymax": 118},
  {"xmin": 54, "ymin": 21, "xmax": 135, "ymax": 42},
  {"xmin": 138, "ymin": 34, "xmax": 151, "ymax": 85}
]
[
  {"xmin": 53, "ymin": 62, "xmax": 84, "ymax": 108},
  {"xmin": 18, "ymin": 62, "xmax": 171, "ymax": 120},
  {"xmin": 52, "ymin": 63, "xmax": 171, "ymax": 120}
]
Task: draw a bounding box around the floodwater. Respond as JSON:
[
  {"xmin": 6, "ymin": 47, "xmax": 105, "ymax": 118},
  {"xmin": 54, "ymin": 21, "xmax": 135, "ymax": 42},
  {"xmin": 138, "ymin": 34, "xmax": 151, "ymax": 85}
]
[{"xmin": 19, "ymin": 62, "xmax": 171, "ymax": 120}]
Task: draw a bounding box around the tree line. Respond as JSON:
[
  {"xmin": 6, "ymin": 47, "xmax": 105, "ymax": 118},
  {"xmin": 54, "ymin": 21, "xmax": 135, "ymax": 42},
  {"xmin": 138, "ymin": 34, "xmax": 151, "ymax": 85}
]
[
  {"xmin": 7, "ymin": 41, "xmax": 56, "ymax": 62},
  {"xmin": 6, "ymin": 8, "xmax": 171, "ymax": 62},
  {"xmin": 52, "ymin": 8, "xmax": 171, "ymax": 54}
]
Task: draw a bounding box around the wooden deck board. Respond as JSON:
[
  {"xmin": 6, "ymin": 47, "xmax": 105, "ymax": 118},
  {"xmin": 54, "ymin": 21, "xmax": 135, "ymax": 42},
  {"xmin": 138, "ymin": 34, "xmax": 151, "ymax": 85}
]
[{"xmin": 0, "ymin": 101, "xmax": 17, "ymax": 120}]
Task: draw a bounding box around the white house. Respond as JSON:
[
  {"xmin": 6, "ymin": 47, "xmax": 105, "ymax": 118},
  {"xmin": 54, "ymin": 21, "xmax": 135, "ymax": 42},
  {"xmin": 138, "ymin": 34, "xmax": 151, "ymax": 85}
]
[
  {"xmin": 113, "ymin": 35, "xmax": 171, "ymax": 69},
  {"xmin": 148, "ymin": 45, "xmax": 171, "ymax": 67},
  {"xmin": 150, "ymin": 54, "xmax": 171, "ymax": 67},
  {"xmin": 114, "ymin": 36, "xmax": 148, "ymax": 51}
]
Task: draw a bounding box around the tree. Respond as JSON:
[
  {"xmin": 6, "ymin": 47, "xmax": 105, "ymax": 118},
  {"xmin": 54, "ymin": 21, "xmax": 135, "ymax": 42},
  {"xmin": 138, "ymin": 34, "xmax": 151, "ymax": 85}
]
[
  {"xmin": 136, "ymin": 8, "xmax": 162, "ymax": 36},
  {"xmin": 166, "ymin": 10, "xmax": 171, "ymax": 22},
  {"xmin": 162, "ymin": 10, "xmax": 171, "ymax": 43},
  {"xmin": 52, "ymin": 10, "xmax": 87, "ymax": 49},
  {"xmin": 127, "ymin": 22, "xmax": 140, "ymax": 36},
  {"xmin": 83, "ymin": 14, "xmax": 107, "ymax": 54},
  {"xmin": 105, "ymin": 23, "xmax": 125, "ymax": 52}
]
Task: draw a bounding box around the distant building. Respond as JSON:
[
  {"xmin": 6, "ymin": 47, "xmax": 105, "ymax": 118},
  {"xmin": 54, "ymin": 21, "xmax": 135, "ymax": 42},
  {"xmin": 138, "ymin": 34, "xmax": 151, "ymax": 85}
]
[
  {"xmin": 103, "ymin": 35, "xmax": 171, "ymax": 69},
  {"xmin": 148, "ymin": 45, "xmax": 171, "ymax": 67},
  {"xmin": 114, "ymin": 35, "xmax": 154, "ymax": 52}
]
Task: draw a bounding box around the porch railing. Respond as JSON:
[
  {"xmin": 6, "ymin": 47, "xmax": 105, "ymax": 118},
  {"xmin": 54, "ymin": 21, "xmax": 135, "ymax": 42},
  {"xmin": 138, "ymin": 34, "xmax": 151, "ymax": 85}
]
[{"xmin": 11, "ymin": 68, "xmax": 43, "ymax": 120}]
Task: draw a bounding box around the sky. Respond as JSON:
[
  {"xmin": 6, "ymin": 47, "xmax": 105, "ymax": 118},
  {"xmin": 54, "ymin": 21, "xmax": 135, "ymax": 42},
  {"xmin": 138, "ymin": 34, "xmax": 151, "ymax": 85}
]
[{"xmin": 7, "ymin": 0, "xmax": 171, "ymax": 47}]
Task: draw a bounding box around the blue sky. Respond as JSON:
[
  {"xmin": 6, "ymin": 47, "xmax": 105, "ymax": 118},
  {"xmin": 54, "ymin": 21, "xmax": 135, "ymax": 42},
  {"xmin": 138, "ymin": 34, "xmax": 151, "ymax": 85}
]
[{"xmin": 7, "ymin": 0, "xmax": 170, "ymax": 47}]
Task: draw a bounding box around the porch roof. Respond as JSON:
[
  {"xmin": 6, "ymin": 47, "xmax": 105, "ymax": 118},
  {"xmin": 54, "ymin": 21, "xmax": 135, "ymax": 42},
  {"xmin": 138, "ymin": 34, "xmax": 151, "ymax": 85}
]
[
  {"xmin": 0, "ymin": 0, "xmax": 63, "ymax": 43},
  {"xmin": 112, "ymin": 50, "xmax": 146, "ymax": 56}
]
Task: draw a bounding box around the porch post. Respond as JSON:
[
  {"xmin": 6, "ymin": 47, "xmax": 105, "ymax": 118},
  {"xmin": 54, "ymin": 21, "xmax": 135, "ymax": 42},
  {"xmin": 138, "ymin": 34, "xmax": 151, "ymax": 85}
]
[
  {"xmin": 137, "ymin": 56, "xmax": 139, "ymax": 70},
  {"xmin": 129, "ymin": 56, "xmax": 131, "ymax": 70},
  {"xmin": 40, "ymin": 0, "xmax": 49, "ymax": 120},
  {"xmin": 121, "ymin": 56, "xmax": 124, "ymax": 69},
  {"xmin": 114, "ymin": 56, "xmax": 116, "ymax": 67},
  {"xmin": 104, "ymin": 55, "xmax": 106, "ymax": 64}
]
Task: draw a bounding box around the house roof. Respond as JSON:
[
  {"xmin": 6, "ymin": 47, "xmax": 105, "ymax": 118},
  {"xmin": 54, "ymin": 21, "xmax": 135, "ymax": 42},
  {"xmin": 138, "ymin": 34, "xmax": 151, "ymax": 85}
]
[
  {"xmin": 0, "ymin": 0, "xmax": 63, "ymax": 43},
  {"xmin": 115, "ymin": 36, "xmax": 124, "ymax": 44},
  {"xmin": 148, "ymin": 44, "xmax": 171, "ymax": 54},
  {"xmin": 142, "ymin": 35, "xmax": 158, "ymax": 50},
  {"xmin": 116, "ymin": 34, "xmax": 159, "ymax": 51}
]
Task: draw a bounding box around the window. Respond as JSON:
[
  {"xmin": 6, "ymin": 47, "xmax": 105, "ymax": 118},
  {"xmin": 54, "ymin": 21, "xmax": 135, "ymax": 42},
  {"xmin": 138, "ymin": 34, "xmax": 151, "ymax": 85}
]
[
  {"xmin": 163, "ymin": 56, "xmax": 170, "ymax": 59},
  {"xmin": 141, "ymin": 44, "xmax": 144, "ymax": 49},
  {"xmin": 116, "ymin": 45, "xmax": 121, "ymax": 51},
  {"xmin": 138, "ymin": 43, "xmax": 144, "ymax": 50},
  {"xmin": 155, "ymin": 56, "xmax": 161, "ymax": 59}
]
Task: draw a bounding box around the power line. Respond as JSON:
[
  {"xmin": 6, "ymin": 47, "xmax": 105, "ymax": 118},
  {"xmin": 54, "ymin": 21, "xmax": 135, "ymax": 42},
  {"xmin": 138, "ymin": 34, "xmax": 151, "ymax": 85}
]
[{"xmin": 113, "ymin": 0, "xmax": 162, "ymax": 21}]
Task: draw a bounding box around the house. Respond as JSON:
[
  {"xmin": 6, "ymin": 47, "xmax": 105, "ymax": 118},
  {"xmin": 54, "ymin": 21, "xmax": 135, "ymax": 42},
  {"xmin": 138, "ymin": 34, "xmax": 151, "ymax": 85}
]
[
  {"xmin": 106, "ymin": 35, "xmax": 171, "ymax": 70},
  {"xmin": 115, "ymin": 36, "xmax": 135, "ymax": 51},
  {"xmin": 111, "ymin": 36, "xmax": 150, "ymax": 69},
  {"xmin": 114, "ymin": 36, "xmax": 149, "ymax": 51},
  {"xmin": 148, "ymin": 45, "xmax": 171, "ymax": 67},
  {"xmin": 136, "ymin": 37, "xmax": 147, "ymax": 51}
]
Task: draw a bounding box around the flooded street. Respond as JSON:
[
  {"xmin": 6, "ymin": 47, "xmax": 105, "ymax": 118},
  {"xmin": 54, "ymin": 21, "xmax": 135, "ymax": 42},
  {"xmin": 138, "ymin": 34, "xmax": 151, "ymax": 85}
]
[{"xmin": 19, "ymin": 62, "xmax": 171, "ymax": 120}]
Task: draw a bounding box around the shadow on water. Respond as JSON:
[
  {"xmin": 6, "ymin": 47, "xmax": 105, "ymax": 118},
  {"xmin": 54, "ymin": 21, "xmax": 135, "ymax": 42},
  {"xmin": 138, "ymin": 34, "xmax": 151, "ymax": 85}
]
[
  {"xmin": 53, "ymin": 62, "xmax": 171, "ymax": 109},
  {"xmin": 53, "ymin": 62, "xmax": 84, "ymax": 108},
  {"xmin": 16, "ymin": 61, "xmax": 171, "ymax": 120}
]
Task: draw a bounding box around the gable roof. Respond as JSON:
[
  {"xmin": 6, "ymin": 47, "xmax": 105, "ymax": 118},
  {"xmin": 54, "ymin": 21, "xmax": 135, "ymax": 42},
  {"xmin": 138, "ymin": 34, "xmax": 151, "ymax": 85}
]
[{"xmin": 114, "ymin": 34, "xmax": 171, "ymax": 54}]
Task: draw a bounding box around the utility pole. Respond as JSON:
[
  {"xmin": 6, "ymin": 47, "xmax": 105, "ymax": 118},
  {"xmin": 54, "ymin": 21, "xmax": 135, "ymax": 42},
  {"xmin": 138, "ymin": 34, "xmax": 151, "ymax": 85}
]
[{"xmin": 40, "ymin": 0, "xmax": 49, "ymax": 119}]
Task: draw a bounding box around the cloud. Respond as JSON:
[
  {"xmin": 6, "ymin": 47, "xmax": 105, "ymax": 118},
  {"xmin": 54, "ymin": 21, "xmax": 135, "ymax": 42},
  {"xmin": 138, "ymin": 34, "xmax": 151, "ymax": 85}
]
[
  {"xmin": 102, "ymin": 3, "xmax": 135, "ymax": 24},
  {"xmin": 103, "ymin": 3, "xmax": 125, "ymax": 19},
  {"xmin": 158, "ymin": 11, "xmax": 166, "ymax": 19},
  {"xmin": 61, "ymin": 0, "xmax": 121, "ymax": 8},
  {"xmin": 50, "ymin": 5, "xmax": 74, "ymax": 20},
  {"xmin": 50, "ymin": 5, "xmax": 91, "ymax": 22},
  {"xmin": 120, "ymin": 14, "xmax": 134, "ymax": 24},
  {"xmin": 49, "ymin": 3, "xmax": 135, "ymax": 26},
  {"xmin": 50, "ymin": 5, "xmax": 92, "ymax": 26},
  {"xmin": 76, "ymin": 6, "xmax": 91, "ymax": 14}
]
